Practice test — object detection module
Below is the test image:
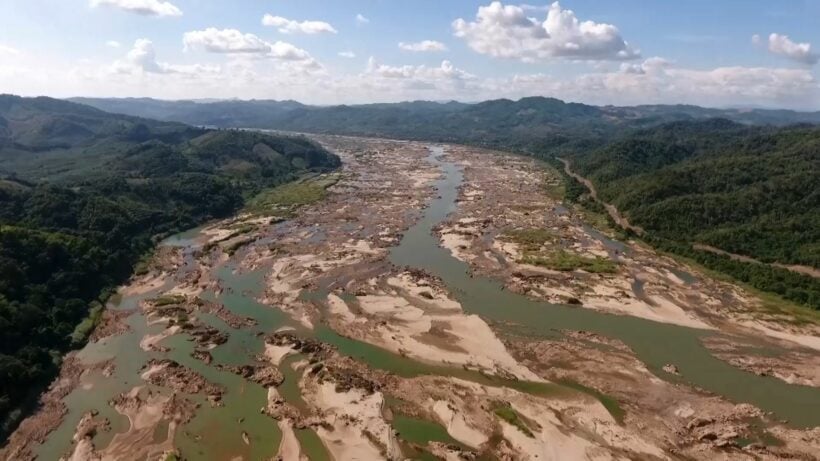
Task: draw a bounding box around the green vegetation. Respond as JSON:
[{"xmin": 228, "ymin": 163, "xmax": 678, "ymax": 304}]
[
  {"xmin": 70, "ymin": 97, "xmax": 820, "ymax": 310},
  {"xmin": 246, "ymin": 172, "xmax": 340, "ymax": 216},
  {"xmin": 503, "ymin": 228, "xmax": 556, "ymax": 249},
  {"xmin": 69, "ymin": 303, "xmax": 104, "ymax": 346},
  {"xmin": 520, "ymin": 250, "xmax": 619, "ymax": 274},
  {"xmin": 0, "ymin": 95, "xmax": 339, "ymax": 438},
  {"xmin": 151, "ymin": 294, "xmax": 187, "ymax": 307},
  {"xmin": 73, "ymin": 96, "xmax": 820, "ymax": 151},
  {"xmin": 490, "ymin": 401, "xmax": 536, "ymax": 438},
  {"xmin": 566, "ymin": 120, "xmax": 820, "ymax": 309},
  {"xmin": 503, "ymin": 228, "xmax": 618, "ymax": 273}
]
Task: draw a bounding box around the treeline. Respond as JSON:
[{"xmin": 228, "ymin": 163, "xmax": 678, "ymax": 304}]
[
  {"xmin": 0, "ymin": 96, "xmax": 340, "ymax": 437},
  {"xmin": 552, "ymin": 120, "xmax": 820, "ymax": 310},
  {"xmin": 571, "ymin": 120, "xmax": 819, "ymax": 268}
]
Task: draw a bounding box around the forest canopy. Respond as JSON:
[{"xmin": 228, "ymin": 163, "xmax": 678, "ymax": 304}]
[{"xmin": 0, "ymin": 95, "xmax": 340, "ymax": 436}]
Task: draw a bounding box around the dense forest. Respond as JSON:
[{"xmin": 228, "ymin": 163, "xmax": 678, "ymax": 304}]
[
  {"xmin": 564, "ymin": 120, "xmax": 820, "ymax": 309},
  {"xmin": 73, "ymin": 96, "xmax": 820, "ymax": 150},
  {"xmin": 0, "ymin": 95, "xmax": 340, "ymax": 436}
]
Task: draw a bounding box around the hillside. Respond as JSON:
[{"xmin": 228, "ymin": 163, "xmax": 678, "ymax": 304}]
[
  {"xmin": 565, "ymin": 119, "xmax": 820, "ymax": 308},
  {"xmin": 72, "ymin": 96, "xmax": 820, "ymax": 148},
  {"xmin": 70, "ymin": 96, "xmax": 820, "ymax": 310},
  {"xmin": 0, "ymin": 95, "xmax": 340, "ymax": 436}
]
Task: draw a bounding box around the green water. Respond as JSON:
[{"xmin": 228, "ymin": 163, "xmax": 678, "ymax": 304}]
[
  {"xmin": 315, "ymin": 326, "xmax": 577, "ymax": 400},
  {"xmin": 35, "ymin": 258, "xmax": 312, "ymax": 460},
  {"xmin": 33, "ymin": 143, "xmax": 819, "ymax": 460},
  {"xmin": 392, "ymin": 413, "xmax": 462, "ymax": 446},
  {"xmin": 388, "ymin": 146, "xmax": 820, "ymax": 428},
  {"xmin": 35, "ymin": 284, "xmax": 172, "ymax": 460}
]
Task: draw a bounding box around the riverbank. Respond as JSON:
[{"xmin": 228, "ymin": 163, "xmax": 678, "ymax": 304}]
[{"xmin": 3, "ymin": 136, "xmax": 818, "ymax": 460}]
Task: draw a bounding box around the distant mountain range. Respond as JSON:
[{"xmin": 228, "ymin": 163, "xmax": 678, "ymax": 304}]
[{"xmin": 71, "ymin": 96, "xmax": 820, "ymax": 150}]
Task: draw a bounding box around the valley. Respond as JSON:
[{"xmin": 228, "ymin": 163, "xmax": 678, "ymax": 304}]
[{"xmin": 4, "ymin": 136, "xmax": 818, "ymax": 460}]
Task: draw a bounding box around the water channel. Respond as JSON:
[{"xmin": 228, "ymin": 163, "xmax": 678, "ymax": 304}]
[
  {"xmin": 390, "ymin": 146, "xmax": 820, "ymax": 428},
  {"xmin": 34, "ymin": 143, "xmax": 820, "ymax": 460}
]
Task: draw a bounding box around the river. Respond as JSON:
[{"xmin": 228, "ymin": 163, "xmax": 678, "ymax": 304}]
[{"xmin": 33, "ymin": 143, "xmax": 820, "ymax": 460}]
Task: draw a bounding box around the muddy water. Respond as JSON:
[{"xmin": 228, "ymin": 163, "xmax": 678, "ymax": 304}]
[
  {"xmin": 34, "ymin": 248, "xmax": 331, "ymax": 460},
  {"xmin": 32, "ymin": 142, "xmax": 819, "ymax": 459},
  {"xmin": 390, "ymin": 146, "xmax": 820, "ymax": 428}
]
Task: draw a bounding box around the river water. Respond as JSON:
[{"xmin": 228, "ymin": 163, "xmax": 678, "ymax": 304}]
[
  {"xmin": 390, "ymin": 146, "xmax": 820, "ymax": 428},
  {"xmin": 34, "ymin": 144, "xmax": 820, "ymax": 460}
]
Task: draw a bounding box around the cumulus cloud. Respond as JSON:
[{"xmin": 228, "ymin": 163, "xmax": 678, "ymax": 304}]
[
  {"xmin": 757, "ymin": 33, "xmax": 818, "ymax": 65},
  {"xmin": 356, "ymin": 13, "xmax": 370, "ymax": 25},
  {"xmin": 182, "ymin": 28, "xmax": 322, "ymax": 74},
  {"xmin": 89, "ymin": 0, "xmax": 182, "ymax": 17},
  {"xmin": 366, "ymin": 57, "xmax": 467, "ymax": 79},
  {"xmin": 111, "ymin": 39, "xmax": 218, "ymax": 75},
  {"xmin": 338, "ymin": 51, "xmax": 356, "ymax": 58},
  {"xmin": 453, "ymin": 1, "xmax": 639, "ymax": 62},
  {"xmin": 261, "ymin": 14, "xmax": 337, "ymax": 34},
  {"xmin": 398, "ymin": 40, "xmax": 448, "ymax": 52},
  {"xmin": 183, "ymin": 28, "xmax": 272, "ymax": 54},
  {"xmin": 106, "ymin": 40, "xmax": 121, "ymax": 48}
]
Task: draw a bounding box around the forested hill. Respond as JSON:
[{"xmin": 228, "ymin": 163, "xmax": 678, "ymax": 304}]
[
  {"xmin": 568, "ymin": 119, "xmax": 820, "ymax": 308},
  {"xmin": 72, "ymin": 96, "xmax": 820, "ymax": 150},
  {"xmin": 0, "ymin": 95, "xmax": 340, "ymax": 437}
]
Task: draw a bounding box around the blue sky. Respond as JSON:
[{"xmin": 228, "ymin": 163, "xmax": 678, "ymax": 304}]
[{"xmin": 1, "ymin": 0, "xmax": 819, "ymax": 108}]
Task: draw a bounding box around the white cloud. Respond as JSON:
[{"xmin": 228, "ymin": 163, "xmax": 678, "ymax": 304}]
[
  {"xmin": 491, "ymin": 59, "xmax": 817, "ymax": 109},
  {"xmin": 453, "ymin": 1, "xmax": 639, "ymax": 62},
  {"xmin": 356, "ymin": 13, "xmax": 370, "ymax": 25},
  {"xmin": 111, "ymin": 39, "xmax": 219, "ymax": 75},
  {"xmin": 761, "ymin": 33, "xmax": 818, "ymax": 65},
  {"xmin": 338, "ymin": 51, "xmax": 356, "ymax": 58},
  {"xmin": 182, "ymin": 28, "xmax": 322, "ymax": 74},
  {"xmin": 366, "ymin": 57, "xmax": 473, "ymax": 83},
  {"xmin": 261, "ymin": 14, "xmax": 337, "ymax": 35},
  {"xmin": 183, "ymin": 28, "xmax": 272, "ymax": 54},
  {"xmin": 89, "ymin": 0, "xmax": 182, "ymax": 17},
  {"xmin": 398, "ymin": 40, "xmax": 448, "ymax": 52},
  {"xmin": 0, "ymin": 44, "xmax": 20, "ymax": 55},
  {"xmin": 106, "ymin": 40, "xmax": 122, "ymax": 48}
]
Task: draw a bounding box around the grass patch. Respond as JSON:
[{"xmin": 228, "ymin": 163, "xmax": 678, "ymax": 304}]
[
  {"xmin": 69, "ymin": 302, "xmax": 104, "ymax": 346},
  {"xmin": 541, "ymin": 168, "xmax": 565, "ymax": 200},
  {"xmin": 520, "ymin": 249, "xmax": 618, "ymax": 274},
  {"xmin": 151, "ymin": 294, "xmax": 186, "ymax": 307},
  {"xmin": 503, "ymin": 228, "xmax": 556, "ymax": 251},
  {"xmin": 490, "ymin": 401, "xmax": 536, "ymax": 438},
  {"xmin": 224, "ymin": 236, "xmax": 255, "ymax": 256},
  {"xmin": 246, "ymin": 173, "xmax": 340, "ymax": 216}
]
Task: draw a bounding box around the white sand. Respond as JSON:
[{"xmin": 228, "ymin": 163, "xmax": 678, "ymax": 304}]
[
  {"xmin": 138, "ymin": 325, "xmax": 180, "ymax": 351},
  {"xmin": 313, "ymin": 382, "xmax": 399, "ymax": 460},
  {"xmin": 741, "ymin": 321, "xmax": 820, "ymax": 352},
  {"xmin": 276, "ymin": 419, "xmax": 303, "ymax": 461},
  {"xmin": 348, "ymin": 279, "xmax": 542, "ymax": 381},
  {"xmin": 264, "ymin": 343, "xmax": 295, "ymax": 366},
  {"xmin": 431, "ymin": 400, "xmax": 488, "ymax": 448}
]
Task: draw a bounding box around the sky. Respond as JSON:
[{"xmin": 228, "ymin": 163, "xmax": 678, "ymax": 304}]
[{"xmin": 1, "ymin": 0, "xmax": 819, "ymax": 109}]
